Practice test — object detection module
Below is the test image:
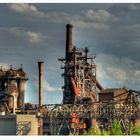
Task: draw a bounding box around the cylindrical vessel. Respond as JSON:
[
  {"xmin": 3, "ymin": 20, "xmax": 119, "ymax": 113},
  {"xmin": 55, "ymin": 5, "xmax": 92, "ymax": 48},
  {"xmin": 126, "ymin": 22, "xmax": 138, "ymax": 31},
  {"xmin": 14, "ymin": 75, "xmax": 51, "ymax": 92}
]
[
  {"xmin": 38, "ymin": 61, "xmax": 44, "ymax": 108},
  {"xmin": 7, "ymin": 80, "xmax": 18, "ymax": 109},
  {"xmin": 17, "ymin": 80, "xmax": 25, "ymax": 108}
]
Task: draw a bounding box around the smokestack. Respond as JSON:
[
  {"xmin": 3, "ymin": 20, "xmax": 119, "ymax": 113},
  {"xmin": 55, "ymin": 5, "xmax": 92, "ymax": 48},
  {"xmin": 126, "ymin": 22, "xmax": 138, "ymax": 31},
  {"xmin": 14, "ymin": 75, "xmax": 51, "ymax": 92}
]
[
  {"xmin": 66, "ymin": 24, "xmax": 73, "ymax": 59},
  {"xmin": 38, "ymin": 61, "xmax": 44, "ymax": 108}
]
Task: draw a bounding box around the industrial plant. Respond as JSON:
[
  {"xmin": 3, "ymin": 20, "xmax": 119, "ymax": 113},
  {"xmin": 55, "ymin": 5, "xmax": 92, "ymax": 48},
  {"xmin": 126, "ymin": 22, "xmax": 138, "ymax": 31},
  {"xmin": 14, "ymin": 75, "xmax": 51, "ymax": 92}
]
[{"xmin": 0, "ymin": 24, "xmax": 139, "ymax": 135}]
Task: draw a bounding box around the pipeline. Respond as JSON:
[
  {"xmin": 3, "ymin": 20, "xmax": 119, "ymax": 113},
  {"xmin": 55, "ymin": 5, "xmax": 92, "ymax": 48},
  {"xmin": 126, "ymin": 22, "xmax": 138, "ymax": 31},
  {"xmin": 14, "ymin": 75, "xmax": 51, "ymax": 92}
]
[
  {"xmin": 96, "ymin": 79, "xmax": 104, "ymax": 92},
  {"xmin": 70, "ymin": 77, "xmax": 104, "ymax": 95},
  {"xmin": 70, "ymin": 78, "xmax": 79, "ymax": 96}
]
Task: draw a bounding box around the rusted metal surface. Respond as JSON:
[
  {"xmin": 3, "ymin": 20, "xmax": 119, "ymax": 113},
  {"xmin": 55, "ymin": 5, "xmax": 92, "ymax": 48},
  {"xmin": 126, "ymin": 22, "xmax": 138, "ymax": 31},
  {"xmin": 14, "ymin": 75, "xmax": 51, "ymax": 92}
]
[
  {"xmin": 42, "ymin": 94, "xmax": 139, "ymax": 135},
  {"xmin": 7, "ymin": 80, "xmax": 18, "ymax": 109},
  {"xmin": 96, "ymin": 79, "xmax": 104, "ymax": 91},
  {"xmin": 0, "ymin": 66, "xmax": 28, "ymax": 111},
  {"xmin": 17, "ymin": 80, "xmax": 25, "ymax": 108},
  {"xmin": 57, "ymin": 24, "xmax": 140, "ymax": 135},
  {"xmin": 66, "ymin": 24, "xmax": 73, "ymax": 59},
  {"xmin": 38, "ymin": 62, "xmax": 44, "ymax": 108},
  {"xmin": 59, "ymin": 24, "xmax": 97, "ymax": 104}
]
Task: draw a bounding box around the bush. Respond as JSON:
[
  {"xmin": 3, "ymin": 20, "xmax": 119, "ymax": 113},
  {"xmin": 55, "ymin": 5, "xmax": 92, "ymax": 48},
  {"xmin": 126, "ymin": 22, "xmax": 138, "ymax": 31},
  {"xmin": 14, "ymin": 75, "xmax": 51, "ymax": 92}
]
[
  {"xmin": 80, "ymin": 119, "xmax": 140, "ymax": 135},
  {"xmin": 83, "ymin": 126, "xmax": 101, "ymax": 135},
  {"xmin": 109, "ymin": 119, "xmax": 123, "ymax": 135},
  {"xmin": 100, "ymin": 130, "xmax": 110, "ymax": 135},
  {"xmin": 132, "ymin": 126, "xmax": 140, "ymax": 135}
]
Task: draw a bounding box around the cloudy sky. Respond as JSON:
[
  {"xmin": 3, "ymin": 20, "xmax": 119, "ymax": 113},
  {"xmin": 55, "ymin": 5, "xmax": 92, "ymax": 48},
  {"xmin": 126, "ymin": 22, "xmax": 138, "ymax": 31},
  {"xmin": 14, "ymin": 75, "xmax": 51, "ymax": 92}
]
[{"xmin": 0, "ymin": 3, "xmax": 140, "ymax": 104}]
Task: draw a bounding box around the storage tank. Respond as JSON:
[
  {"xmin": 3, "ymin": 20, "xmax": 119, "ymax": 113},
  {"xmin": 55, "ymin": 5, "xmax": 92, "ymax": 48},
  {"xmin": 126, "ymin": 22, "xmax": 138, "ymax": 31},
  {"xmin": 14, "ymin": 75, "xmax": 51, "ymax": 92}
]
[
  {"xmin": 7, "ymin": 79, "xmax": 18, "ymax": 109},
  {"xmin": 6, "ymin": 68, "xmax": 17, "ymax": 77},
  {"xmin": 17, "ymin": 80, "xmax": 25, "ymax": 108},
  {"xmin": 17, "ymin": 68, "xmax": 26, "ymax": 77},
  {"xmin": 17, "ymin": 68, "xmax": 27, "ymax": 108}
]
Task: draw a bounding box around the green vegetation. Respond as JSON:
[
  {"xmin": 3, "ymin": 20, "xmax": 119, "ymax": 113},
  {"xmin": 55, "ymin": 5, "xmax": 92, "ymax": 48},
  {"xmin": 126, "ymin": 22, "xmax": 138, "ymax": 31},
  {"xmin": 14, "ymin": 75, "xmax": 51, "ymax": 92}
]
[
  {"xmin": 82, "ymin": 119, "xmax": 140, "ymax": 136},
  {"xmin": 132, "ymin": 126, "xmax": 140, "ymax": 135},
  {"xmin": 109, "ymin": 119, "xmax": 122, "ymax": 135},
  {"xmin": 100, "ymin": 130, "xmax": 110, "ymax": 135},
  {"xmin": 83, "ymin": 125, "xmax": 101, "ymax": 135},
  {"xmin": 83, "ymin": 119, "xmax": 122, "ymax": 135}
]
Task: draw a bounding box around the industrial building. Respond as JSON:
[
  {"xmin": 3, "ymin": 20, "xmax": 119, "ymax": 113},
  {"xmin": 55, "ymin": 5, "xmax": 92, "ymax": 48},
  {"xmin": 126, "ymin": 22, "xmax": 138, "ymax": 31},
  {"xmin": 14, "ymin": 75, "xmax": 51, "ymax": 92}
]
[{"xmin": 0, "ymin": 24, "xmax": 139, "ymax": 135}]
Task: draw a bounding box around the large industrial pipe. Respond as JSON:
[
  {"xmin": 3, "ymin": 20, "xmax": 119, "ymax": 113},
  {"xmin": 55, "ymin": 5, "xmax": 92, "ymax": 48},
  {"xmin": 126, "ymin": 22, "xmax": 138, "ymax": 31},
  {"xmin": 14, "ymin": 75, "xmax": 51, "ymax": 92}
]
[
  {"xmin": 66, "ymin": 24, "xmax": 73, "ymax": 59},
  {"xmin": 38, "ymin": 61, "xmax": 44, "ymax": 108},
  {"xmin": 96, "ymin": 79, "xmax": 105, "ymax": 92}
]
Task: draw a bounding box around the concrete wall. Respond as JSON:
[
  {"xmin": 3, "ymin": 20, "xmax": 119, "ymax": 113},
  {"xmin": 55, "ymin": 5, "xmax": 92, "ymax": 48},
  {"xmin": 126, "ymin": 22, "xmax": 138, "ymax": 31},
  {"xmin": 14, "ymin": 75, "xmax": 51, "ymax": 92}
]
[
  {"xmin": 16, "ymin": 114, "xmax": 38, "ymax": 135},
  {"xmin": 0, "ymin": 115, "xmax": 16, "ymax": 135},
  {"xmin": 0, "ymin": 114, "xmax": 39, "ymax": 135}
]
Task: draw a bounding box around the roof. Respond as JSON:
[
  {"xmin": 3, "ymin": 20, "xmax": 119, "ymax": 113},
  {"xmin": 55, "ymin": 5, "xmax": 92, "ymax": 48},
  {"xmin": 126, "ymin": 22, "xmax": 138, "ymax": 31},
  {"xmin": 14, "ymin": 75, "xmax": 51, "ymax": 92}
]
[{"xmin": 99, "ymin": 87, "xmax": 128, "ymax": 94}]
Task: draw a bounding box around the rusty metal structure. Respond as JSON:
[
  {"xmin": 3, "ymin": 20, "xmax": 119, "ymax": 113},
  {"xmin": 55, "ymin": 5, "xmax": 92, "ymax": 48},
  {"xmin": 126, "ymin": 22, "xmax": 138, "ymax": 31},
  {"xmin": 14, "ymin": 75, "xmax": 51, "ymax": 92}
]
[
  {"xmin": 0, "ymin": 65, "xmax": 28, "ymax": 113},
  {"xmin": 59, "ymin": 24, "xmax": 97, "ymax": 104},
  {"xmin": 42, "ymin": 24, "xmax": 140, "ymax": 135},
  {"xmin": 38, "ymin": 61, "xmax": 44, "ymax": 108},
  {"xmin": 0, "ymin": 24, "xmax": 139, "ymax": 135}
]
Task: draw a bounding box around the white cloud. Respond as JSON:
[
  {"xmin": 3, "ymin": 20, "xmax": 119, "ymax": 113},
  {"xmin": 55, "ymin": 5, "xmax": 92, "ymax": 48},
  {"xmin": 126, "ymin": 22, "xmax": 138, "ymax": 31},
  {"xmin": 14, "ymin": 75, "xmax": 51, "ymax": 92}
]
[
  {"xmin": 83, "ymin": 9, "xmax": 119, "ymax": 23},
  {"xmin": 8, "ymin": 4, "xmax": 119, "ymax": 26},
  {"xmin": 107, "ymin": 67, "xmax": 126, "ymax": 81},
  {"xmin": 44, "ymin": 80, "xmax": 62, "ymax": 93},
  {"xmin": 8, "ymin": 4, "xmax": 69, "ymax": 23},
  {"xmin": 27, "ymin": 31, "xmax": 45, "ymax": 43},
  {"xmin": 69, "ymin": 9, "xmax": 119, "ymax": 29},
  {"xmin": 96, "ymin": 61, "xmax": 126, "ymax": 88},
  {"xmin": 96, "ymin": 53, "xmax": 140, "ymax": 89},
  {"xmin": 134, "ymin": 70, "xmax": 140, "ymax": 77},
  {"xmin": 8, "ymin": 3, "xmax": 45, "ymax": 18},
  {"xmin": 0, "ymin": 27, "xmax": 46, "ymax": 44}
]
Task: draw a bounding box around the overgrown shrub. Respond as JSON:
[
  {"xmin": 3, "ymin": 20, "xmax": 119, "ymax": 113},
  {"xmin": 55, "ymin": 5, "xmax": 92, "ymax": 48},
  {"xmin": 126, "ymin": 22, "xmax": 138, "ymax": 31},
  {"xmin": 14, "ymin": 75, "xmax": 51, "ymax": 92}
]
[
  {"xmin": 109, "ymin": 119, "xmax": 123, "ymax": 135},
  {"xmin": 132, "ymin": 126, "xmax": 140, "ymax": 135},
  {"xmin": 83, "ymin": 126, "xmax": 101, "ymax": 135}
]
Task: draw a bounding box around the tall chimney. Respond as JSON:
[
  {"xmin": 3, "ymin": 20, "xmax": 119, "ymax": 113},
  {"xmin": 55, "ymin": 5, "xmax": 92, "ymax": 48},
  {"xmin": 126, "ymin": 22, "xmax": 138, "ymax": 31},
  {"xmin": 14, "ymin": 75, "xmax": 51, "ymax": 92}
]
[
  {"xmin": 66, "ymin": 24, "xmax": 73, "ymax": 59},
  {"xmin": 38, "ymin": 61, "xmax": 44, "ymax": 107}
]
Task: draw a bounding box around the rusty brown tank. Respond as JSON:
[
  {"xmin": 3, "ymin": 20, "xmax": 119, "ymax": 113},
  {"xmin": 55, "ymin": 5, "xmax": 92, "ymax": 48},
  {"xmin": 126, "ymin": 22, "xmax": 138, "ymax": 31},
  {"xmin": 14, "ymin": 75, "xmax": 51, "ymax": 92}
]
[
  {"xmin": 17, "ymin": 80, "xmax": 26, "ymax": 108},
  {"xmin": 0, "ymin": 65, "xmax": 28, "ymax": 110},
  {"xmin": 7, "ymin": 80, "xmax": 18, "ymax": 109}
]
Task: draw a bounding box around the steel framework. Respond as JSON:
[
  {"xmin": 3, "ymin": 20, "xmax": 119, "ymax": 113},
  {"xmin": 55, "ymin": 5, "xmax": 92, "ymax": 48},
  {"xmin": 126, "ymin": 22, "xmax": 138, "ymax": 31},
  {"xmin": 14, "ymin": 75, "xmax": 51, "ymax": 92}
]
[
  {"xmin": 41, "ymin": 89, "xmax": 139, "ymax": 135},
  {"xmin": 59, "ymin": 47, "xmax": 97, "ymax": 104}
]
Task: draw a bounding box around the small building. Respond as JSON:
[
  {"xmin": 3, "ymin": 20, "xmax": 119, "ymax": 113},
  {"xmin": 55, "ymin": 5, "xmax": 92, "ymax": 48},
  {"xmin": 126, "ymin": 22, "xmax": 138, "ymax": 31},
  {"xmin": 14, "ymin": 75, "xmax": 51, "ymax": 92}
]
[{"xmin": 0, "ymin": 114, "xmax": 39, "ymax": 135}]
